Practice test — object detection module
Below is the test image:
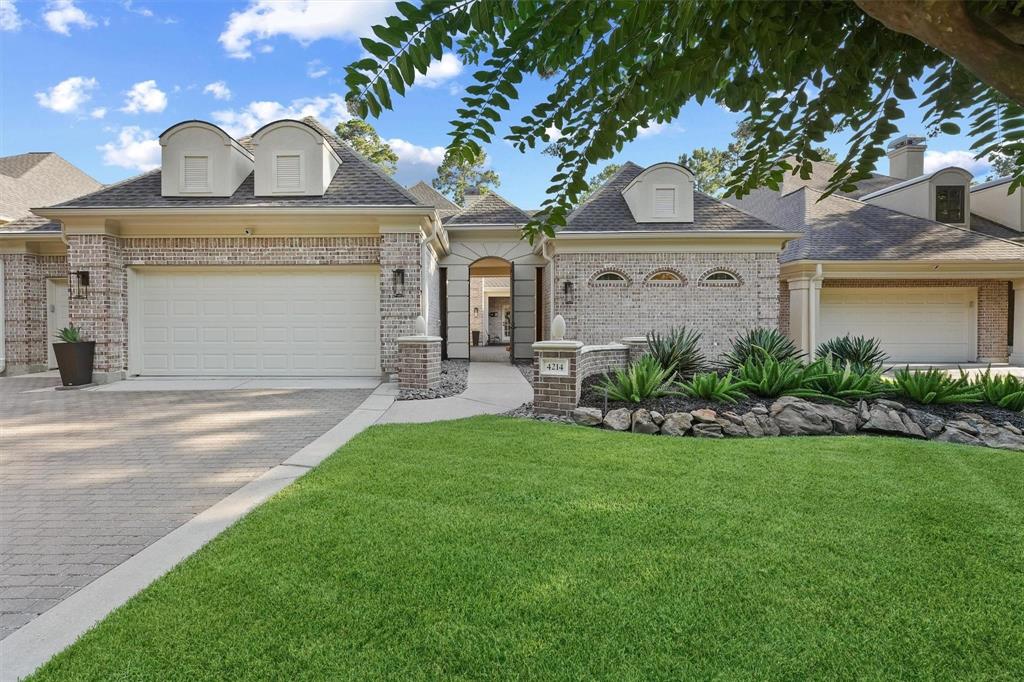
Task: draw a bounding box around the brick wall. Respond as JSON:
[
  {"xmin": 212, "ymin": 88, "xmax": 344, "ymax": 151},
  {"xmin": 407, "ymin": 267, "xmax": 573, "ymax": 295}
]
[
  {"xmin": 552, "ymin": 252, "xmax": 780, "ymax": 360},
  {"xmin": 397, "ymin": 338, "xmax": 441, "ymax": 389},
  {"xmin": 578, "ymin": 344, "xmax": 630, "ymax": 381},
  {"xmin": 532, "ymin": 345, "xmax": 580, "ymax": 416},
  {"xmin": 822, "ymin": 279, "xmax": 1010, "ymax": 362},
  {"xmin": 67, "ymin": 235, "xmax": 124, "ymax": 375},
  {"xmin": 778, "ymin": 280, "xmax": 790, "ymax": 337},
  {"xmin": 379, "ymin": 232, "xmax": 422, "ymax": 372},
  {"xmin": 1, "ymin": 253, "xmax": 67, "ymax": 373}
]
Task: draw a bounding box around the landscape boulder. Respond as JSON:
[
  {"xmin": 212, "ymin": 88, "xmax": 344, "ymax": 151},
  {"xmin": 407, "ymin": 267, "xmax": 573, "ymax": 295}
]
[
  {"xmin": 631, "ymin": 408, "xmax": 660, "ymax": 434},
  {"xmin": 603, "ymin": 408, "xmax": 631, "ymax": 431},
  {"xmin": 770, "ymin": 397, "xmax": 832, "ymax": 436},
  {"xmin": 690, "ymin": 408, "xmax": 717, "ymax": 423},
  {"xmin": 661, "ymin": 412, "xmax": 693, "ymax": 436},
  {"xmin": 692, "ymin": 422, "xmax": 724, "ymax": 438},
  {"xmin": 571, "ymin": 407, "xmax": 603, "ymax": 427},
  {"xmin": 861, "ymin": 401, "xmax": 925, "ymax": 439}
]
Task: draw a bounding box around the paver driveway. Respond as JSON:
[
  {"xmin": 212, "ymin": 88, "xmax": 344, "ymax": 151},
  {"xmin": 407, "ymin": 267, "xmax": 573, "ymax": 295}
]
[{"xmin": 0, "ymin": 373, "xmax": 372, "ymax": 639}]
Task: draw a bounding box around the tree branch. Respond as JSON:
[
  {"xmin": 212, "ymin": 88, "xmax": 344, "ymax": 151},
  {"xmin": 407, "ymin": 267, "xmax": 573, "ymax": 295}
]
[{"xmin": 855, "ymin": 0, "xmax": 1024, "ymax": 106}]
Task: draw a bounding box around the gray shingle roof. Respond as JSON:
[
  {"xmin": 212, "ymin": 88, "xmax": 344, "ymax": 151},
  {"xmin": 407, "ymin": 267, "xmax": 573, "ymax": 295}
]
[
  {"xmin": 781, "ymin": 159, "xmax": 903, "ymax": 199},
  {"xmin": 0, "ymin": 152, "xmax": 53, "ymax": 179},
  {"xmin": 51, "ymin": 118, "xmax": 426, "ymax": 209},
  {"xmin": 564, "ymin": 162, "xmax": 784, "ymax": 232},
  {"xmin": 0, "ymin": 212, "xmax": 61, "ymax": 234},
  {"xmin": 406, "ymin": 181, "xmax": 460, "ymax": 217},
  {"xmin": 444, "ymin": 191, "xmax": 532, "ymax": 225},
  {"xmin": 775, "ymin": 187, "xmax": 1024, "ymax": 262},
  {"xmin": 970, "ymin": 212, "xmax": 1023, "ymax": 241}
]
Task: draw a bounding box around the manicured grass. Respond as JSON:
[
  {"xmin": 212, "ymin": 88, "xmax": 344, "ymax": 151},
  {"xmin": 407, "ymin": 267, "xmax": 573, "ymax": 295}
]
[{"xmin": 32, "ymin": 418, "xmax": 1024, "ymax": 680}]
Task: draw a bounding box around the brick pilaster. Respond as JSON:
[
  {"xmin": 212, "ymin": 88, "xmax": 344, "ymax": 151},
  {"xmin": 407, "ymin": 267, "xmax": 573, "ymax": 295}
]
[
  {"xmin": 67, "ymin": 234, "xmax": 125, "ymax": 379},
  {"xmin": 397, "ymin": 336, "xmax": 442, "ymax": 389},
  {"xmin": 532, "ymin": 340, "xmax": 583, "ymax": 416},
  {"xmin": 380, "ymin": 232, "xmax": 422, "ymax": 373}
]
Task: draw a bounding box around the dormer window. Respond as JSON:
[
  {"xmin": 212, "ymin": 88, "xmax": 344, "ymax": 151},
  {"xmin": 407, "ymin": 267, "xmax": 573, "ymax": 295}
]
[
  {"xmin": 181, "ymin": 155, "xmax": 210, "ymax": 193},
  {"xmin": 654, "ymin": 187, "xmax": 676, "ymax": 217},
  {"xmin": 274, "ymin": 153, "xmax": 303, "ymax": 192},
  {"xmin": 936, "ymin": 185, "xmax": 965, "ymax": 223}
]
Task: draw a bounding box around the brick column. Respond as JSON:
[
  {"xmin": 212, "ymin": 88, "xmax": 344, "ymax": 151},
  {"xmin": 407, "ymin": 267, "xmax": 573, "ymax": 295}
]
[
  {"xmin": 67, "ymin": 234, "xmax": 125, "ymax": 383},
  {"xmin": 2, "ymin": 253, "xmax": 46, "ymax": 373},
  {"xmin": 532, "ymin": 340, "xmax": 583, "ymax": 416},
  {"xmin": 620, "ymin": 336, "xmax": 648, "ymax": 362},
  {"xmin": 380, "ymin": 232, "xmax": 422, "ymax": 374},
  {"xmin": 397, "ymin": 336, "xmax": 442, "ymax": 390}
]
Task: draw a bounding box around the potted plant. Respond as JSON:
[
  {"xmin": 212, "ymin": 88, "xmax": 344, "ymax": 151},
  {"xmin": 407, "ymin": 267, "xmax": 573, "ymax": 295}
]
[{"xmin": 52, "ymin": 324, "xmax": 95, "ymax": 387}]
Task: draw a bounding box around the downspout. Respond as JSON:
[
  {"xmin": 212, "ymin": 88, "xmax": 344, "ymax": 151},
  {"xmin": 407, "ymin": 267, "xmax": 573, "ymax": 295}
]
[{"xmin": 808, "ymin": 263, "xmax": 823, "ymax": 358}]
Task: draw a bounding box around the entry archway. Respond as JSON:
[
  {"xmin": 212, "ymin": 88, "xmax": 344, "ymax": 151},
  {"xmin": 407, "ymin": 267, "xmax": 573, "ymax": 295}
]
[{"xmin": 469, "ymin": 257, "xmax": 513, "ymax": 362}]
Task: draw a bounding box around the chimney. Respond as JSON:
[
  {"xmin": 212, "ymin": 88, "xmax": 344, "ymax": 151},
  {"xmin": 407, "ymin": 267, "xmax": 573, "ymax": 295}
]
[
  {"xmin": 886, "ymin": 135, "xmax": 927, "ymax": 179},
  {"xmin": 463, "ymin": 185, "xmax": 485, "ymax": 206}
]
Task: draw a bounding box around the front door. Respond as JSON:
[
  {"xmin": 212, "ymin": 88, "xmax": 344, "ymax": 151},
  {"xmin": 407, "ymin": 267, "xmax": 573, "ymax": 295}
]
[{"xmin": 47, "ymin": 278, "xmax": 69, "ymax": 369}]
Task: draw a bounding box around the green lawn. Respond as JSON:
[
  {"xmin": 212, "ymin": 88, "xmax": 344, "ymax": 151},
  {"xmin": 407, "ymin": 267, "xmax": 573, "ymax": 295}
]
[{"xmin": 32, "ymin": 417, "xmax": 1024, "ymax": 681}]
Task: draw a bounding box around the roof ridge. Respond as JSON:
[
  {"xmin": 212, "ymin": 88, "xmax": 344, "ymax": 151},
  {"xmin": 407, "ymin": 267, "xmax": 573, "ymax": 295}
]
[
  {"xmin": 46, "ymin": 169, "xmax": 157, "ymax": 209},
  {"xmin": 447, "ymin": 188, "xmax": 531, "ymax": 223},
  {"xmin": 300, "ymin": 116, "xmax": 426, "ymax": 207},
  {"xmin": 803, "ymin": 186, "xmax": 1024, "ymax": 250}
]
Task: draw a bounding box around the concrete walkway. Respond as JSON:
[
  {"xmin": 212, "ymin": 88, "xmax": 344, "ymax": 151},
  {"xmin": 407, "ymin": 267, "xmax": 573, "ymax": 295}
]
[{"xmin": 379, "ymin": 361, "xmax": 532, "ymax": 423}]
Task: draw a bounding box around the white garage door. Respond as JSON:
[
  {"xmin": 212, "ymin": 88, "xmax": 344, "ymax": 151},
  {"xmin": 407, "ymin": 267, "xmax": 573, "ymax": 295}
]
[
  {"xmin": 819, "ymin": 287, "xmax": 975, "ymax": 363},
  {"xmin": 129, "ymin": 268, "xmax": 380, "ymax": 376}
]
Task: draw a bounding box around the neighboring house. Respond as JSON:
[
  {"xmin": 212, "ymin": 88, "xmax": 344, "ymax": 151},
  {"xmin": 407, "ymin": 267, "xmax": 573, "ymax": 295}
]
[
  {"xmin": 0, "ymin": 153, "xmax": 102, "ymax": 372},
  {"xmin": 728, "ymin": 136, "xmax": 1024, "ymax": 364},
  {"xmin": 2, "ymin": 120, "xmax": 1022, "ymax": 380}
]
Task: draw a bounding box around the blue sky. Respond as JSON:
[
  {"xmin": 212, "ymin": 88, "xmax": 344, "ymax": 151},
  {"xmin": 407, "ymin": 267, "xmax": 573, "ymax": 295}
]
[{"xmin": 0, "ymin": 0, "xmax": 995, "ymax": 209}]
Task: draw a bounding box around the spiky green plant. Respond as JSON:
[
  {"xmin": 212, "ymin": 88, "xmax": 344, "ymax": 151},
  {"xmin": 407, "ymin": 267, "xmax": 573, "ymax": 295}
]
[
  {"xmin": 720, "ymin": 327, "xmax": 802, "ymax": 370},
  {"xmin": 736, "ymin": 351, "xmax": 836, "ymax": 402},
  {"xmin": 805, "ymin": 356, "xmax": 893, "ymax": 402},
  {"xmin": 892, "ymin": 367, "xmax": 982, "ymax": 405},
  {"xmin": 673, "ymin": 371, "xmax": 751, "ymax": 405},
  {"xmin": 54, "ymin": 324, "xmax": 83, "ymax": 343},
  {"xmin": 645, "ymin": 326, "xmax": 706, "ymax": 379},
  {"xmin": 597, "ymin": 355, "xmax": 673, "ymax": 404},
  {"xmin": 968, "ymin": 368, "xmax": 1024, "ymax": 412},
  {"xmin": 816, "ymin": 335, "xmax": 888, "ymax": 374}
]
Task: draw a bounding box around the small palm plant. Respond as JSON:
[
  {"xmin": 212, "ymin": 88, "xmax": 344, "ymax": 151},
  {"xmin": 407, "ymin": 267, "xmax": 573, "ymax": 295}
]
[
  {"xmin": 892, "ymin": 367, "xmax": 982, "ymax": 405},
  {"xmin": 54, "ymin": 324, "xmax": 84, "ymax": 343},
  {"xmin": 736, "ymin": 350, "xmax": 836, "ymax": 402},
  {"xmin": 720, "ymin": 327, "xmax": 802, "ymax": 370},
  {"xmin": 816, "ymin": 335, "xmax": 888, "ymax": 374},
  {"xmin": 645, "ymin": 326, "xmax": 706, "ymax": 379},
  {"xmin": 597, "ymin": 355, "xmax": 673, "ymax": 404},
  {"xmin": 673, "ymin": 371, "xmax": 751, "ymax": 404},
  {"xmin": 804, "ymin": 356, "xmax": 893, "ymax": 402},
  {"xmin": 968, "ymin": 368, "xmax": 1024, "ymax": 412}
]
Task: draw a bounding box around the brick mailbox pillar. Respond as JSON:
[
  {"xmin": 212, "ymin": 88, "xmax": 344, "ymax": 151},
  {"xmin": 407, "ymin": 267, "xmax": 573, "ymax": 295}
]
[
  {"xmin": 532, "ymin": 340, "xmax": 584, "ymax": 416},
  {"xmin": 397, "ymin": 335, "xmax": 442, "ymax": 390}
]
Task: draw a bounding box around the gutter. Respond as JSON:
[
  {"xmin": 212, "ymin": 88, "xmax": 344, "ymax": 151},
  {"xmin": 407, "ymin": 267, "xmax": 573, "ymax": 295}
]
[
  {"xmin": 553, "ymin": 229, "xmax": 804, "ymax": 240},
  {"xmin": 33, "ymin": 205, "xmax": 437, "ymax": 219}
]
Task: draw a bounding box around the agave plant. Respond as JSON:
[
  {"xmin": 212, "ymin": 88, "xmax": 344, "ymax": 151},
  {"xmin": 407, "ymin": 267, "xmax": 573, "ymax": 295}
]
[
  {"xmin": 673, "ymin": 371, "xmax": 751, "ymax": 405},
  {"xmin": 54, "ymin": 324, "xmax": 83, "ymax": 343},
  {"xmin": 736, "ymin": 350, "xmax": 837, "ymax": 402},
  {"xmin": 805, "ymin": 356, "xmax": 893, "ymax": 402},
  {"xmin": 720, "ymin": 327, "xmax": 802, "ymax": 370},
  {"xmin": 968, "ymin": 367, "xmax": 1024, "ymax": 412},
  {"xmin": 816, "ymin": 335, "xmax": 888, "ymax": 374},
  {"xmin": 892, "ymin": 367, "xmax": 982, "ymax": 405},
  {"xmin": 597, "ymin": 355, "xmax": 673, "ymax": 404},
  {"xmin": 645, "ymin": 326, "xmax": 706, "ymax": 379}
]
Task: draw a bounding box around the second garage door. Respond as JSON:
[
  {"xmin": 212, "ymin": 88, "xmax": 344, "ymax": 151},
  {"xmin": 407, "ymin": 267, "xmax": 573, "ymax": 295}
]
[
  {"xmin": 129, "ymin": 268, "xmax": 380, "ymax": 376},
  {"xmin": 819, "ymin": 287, "xmax": 975, "ymax": 363}
]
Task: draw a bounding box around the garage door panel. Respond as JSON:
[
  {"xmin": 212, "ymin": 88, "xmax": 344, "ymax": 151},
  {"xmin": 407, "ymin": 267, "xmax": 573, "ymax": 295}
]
[
  {"xmin": 132, "ymin": 269, "xmax": 380, "ymax": 376},
  {"xmin": 820, "ymin": 288, "xmax": 973, "ymax": 363}
]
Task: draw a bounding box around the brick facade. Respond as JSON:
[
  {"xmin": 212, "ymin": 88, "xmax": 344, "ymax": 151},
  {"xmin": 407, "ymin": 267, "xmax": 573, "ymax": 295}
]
[
  {"xmin": 397, "ymin": 337, "xmax": 442, "ymax": 389},
  {"xmin": 821, "ymin": 279, "xmax": 1010, "ymax": 362},
  {"xmin": 1, "ymin": 253, "xmax": 67, "ymax": 373},
  {"xmin": 552, "ymin": 252, "xmax": 780, "ymax": 360},
  {"xmin": 778, "ymin": 280, "xmax": 790, "ymax": 336},
  {"xmin": 63, "ymin": 234, "xmax": 421, "ymax": 378}
]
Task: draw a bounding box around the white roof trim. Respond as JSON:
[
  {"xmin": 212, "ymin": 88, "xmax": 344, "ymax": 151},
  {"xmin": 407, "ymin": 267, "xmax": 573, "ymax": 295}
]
[{"xmin": 860, "ymin": 166, "xmax": 974, "ymax": 201}]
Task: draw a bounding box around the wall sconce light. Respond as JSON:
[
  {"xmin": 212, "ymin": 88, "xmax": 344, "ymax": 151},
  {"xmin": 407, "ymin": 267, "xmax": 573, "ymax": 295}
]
[
  {"xmin": 563, "ymin": 280, "xmax": 574, "ymax": 305},
  {"xmin": 392, "ymin": 268, "xmax": 406, "ymax": 297},
  {"xmin": 70, "ymin": 270, "xmax": 90, "ymax": 299}
]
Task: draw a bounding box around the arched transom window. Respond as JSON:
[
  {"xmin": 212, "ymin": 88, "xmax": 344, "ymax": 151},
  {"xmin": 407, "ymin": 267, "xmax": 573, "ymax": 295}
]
[
  {"xmin": 647, "ymin": 270, "xmax": 684, "ymax": 284},
  {"xmin": 591, "ymin": 270, "xmax": 630, "ymax": 285},
  {"xmin": 699, "ymin": 269, "xmax": 742, "ymax": 286}
]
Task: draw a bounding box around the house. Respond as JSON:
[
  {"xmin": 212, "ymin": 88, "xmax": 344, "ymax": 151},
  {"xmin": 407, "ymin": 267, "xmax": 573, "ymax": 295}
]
[
  {"xmin": 727, "ymin": 136, "xmax": 1024, "ymax": 364},
  {"xmin": 0, "ymin": 153, "xmax": 102, "ymax": 373},
  {"xmin": 2, "ymin": 118, "xmax": 1022, "ymax": 380}
]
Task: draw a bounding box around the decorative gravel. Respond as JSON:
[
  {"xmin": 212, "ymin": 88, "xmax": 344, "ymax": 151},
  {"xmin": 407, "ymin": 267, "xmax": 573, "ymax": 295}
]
[
  {"xmin": 513, "ymin": 361, "xmax": 534, "ymax": 385},
  {"xmin": 397, "ymin": 360, "xmax": 469, "ymax": 400},
  {"xmin": 503, "ymin": 402, "xmax": 574, "ymax": 424}
]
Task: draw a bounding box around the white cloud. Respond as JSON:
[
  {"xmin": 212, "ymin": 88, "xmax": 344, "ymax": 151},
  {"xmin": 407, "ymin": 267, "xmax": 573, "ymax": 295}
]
[
  {"xmin": 211, "ymin": 94, "xmax": 352, "ymax": 137},
  {"xmin": 219, "ymin": 0, "xmax": 394, "ymax": 59},
  {"xmin": 35, "ymin": 76, "xmax": 98, "ymax": 114},
  {"xmin": 98, "ymin": 126, "xmax": 161, "ymax": 171},
  {"xmin": 386, "ymin": 138, "xmax": 446, "ymax": 183},
  {"xmin": 544, "ymin": 126, "xmax": 563, "ymax": 142},
  {"xmin": 637, "ymin": 122, "xmax": 668, "ymax": 138},
  {"xmin": 90, "ymin": 107, "xmax": 107, "ymax": 119},
  {"xmin": 307, "ymin": 59, "xmax": 329, "ymax": 79},
  {"xmin": 121, "ymin": 0, "xmax": 176, "ymax": 24},
  {"xmin": 121, "ymin": 80, "xmax": 167, "ymax": 113},
  {"xmin": 1, "ymin": 0, "xmax": 22, "ymax": 31},
  {"xmin": 203, "ymin": 81, "xmax": 232, "ymax": 101},
  {"xmin": 923, "ymin": 149, "xmax": 992, "ymax": 176},
  {"xmin": 43, "ymin": 0, "xmax": 96, "ymax": 35},
  {"xmin": 415, "ymin": 53, "xmax": 462, "ymax": 89}
]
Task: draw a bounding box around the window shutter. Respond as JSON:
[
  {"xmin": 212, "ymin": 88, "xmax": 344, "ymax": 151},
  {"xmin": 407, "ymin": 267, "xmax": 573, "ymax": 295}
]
[
  {"xmin": 275, "ymin": 154, "xmax": 302, "ymax": 190},
  {"xmin": 182, "ymin": 156, "xmax": 208, "ymax": 191},
  {"xmin": 654, "ymin": 187, "xmax": 675, "ymax": 217}
]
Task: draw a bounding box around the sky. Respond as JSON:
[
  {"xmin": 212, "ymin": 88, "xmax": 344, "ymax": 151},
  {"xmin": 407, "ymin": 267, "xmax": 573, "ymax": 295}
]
[{"xmin": 0, "ymin": 0, "xmax": 997, "ymax": 210}]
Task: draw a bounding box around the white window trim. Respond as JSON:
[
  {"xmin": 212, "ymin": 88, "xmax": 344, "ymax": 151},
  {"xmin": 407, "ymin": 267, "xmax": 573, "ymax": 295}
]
[
  {"xmin": 652, "ymin": 184, "xmax": 678, "ymax": 219},
  {"xmin": 179, "ymin": 152, "xmax": 211, "ymax": 194},
  {"xmin": 273, "ymin": 150, "xmax": 305, "ymax": 193}
]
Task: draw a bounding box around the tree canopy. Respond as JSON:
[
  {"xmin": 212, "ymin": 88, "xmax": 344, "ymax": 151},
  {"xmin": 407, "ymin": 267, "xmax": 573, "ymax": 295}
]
[
  {"xmin": 345, "ymin": 0, "xmax": 1024, "ymax": 241},
  {"xmin": 432, "ymin": 147, "xmax": 500, "ymax": 204},
  {"xmin": 335, "ymin": 119, "xmax": 399, "ymax": 175}
]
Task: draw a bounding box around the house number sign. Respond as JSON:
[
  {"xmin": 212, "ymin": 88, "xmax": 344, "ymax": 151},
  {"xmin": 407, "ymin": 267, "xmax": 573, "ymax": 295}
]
[{"xmin": 540, "ymin": 355, "xmax": 570, "ymax": 377}]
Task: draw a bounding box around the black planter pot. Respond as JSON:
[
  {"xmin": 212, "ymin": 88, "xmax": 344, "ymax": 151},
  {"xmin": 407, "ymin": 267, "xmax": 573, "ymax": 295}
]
[{"xmin": 52, "ymin": 341, "xmax": 96, "ymax": 387}]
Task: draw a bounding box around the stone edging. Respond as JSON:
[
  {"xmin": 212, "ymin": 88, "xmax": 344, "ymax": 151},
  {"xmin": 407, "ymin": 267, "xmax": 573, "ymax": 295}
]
[{"xmin": 570, "ymin": 396, "xmax": 1024, "ymax": 451}]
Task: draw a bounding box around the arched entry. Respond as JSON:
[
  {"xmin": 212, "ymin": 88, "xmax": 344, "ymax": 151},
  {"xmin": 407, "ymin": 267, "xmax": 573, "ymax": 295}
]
[{"xmin": 468, "ymin": 257, "xmax": 513, "ymax": 362}]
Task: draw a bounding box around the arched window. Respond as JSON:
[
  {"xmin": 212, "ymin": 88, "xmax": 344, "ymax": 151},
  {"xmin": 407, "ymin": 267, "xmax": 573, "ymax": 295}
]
[
  {"xmin": 646, "ymin": 270, "xmax": 684, "ymax": 284},
  {"xmin": 596, "ymin": 272, "xmax": 626, "ymax": 282},
  {"xmin": 699, "ymin": 269, "xmax": 742, "ymax": 286},
  {"xmin": 590, "ymin": 269, "xmax": 630, "ymax": 286}
]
